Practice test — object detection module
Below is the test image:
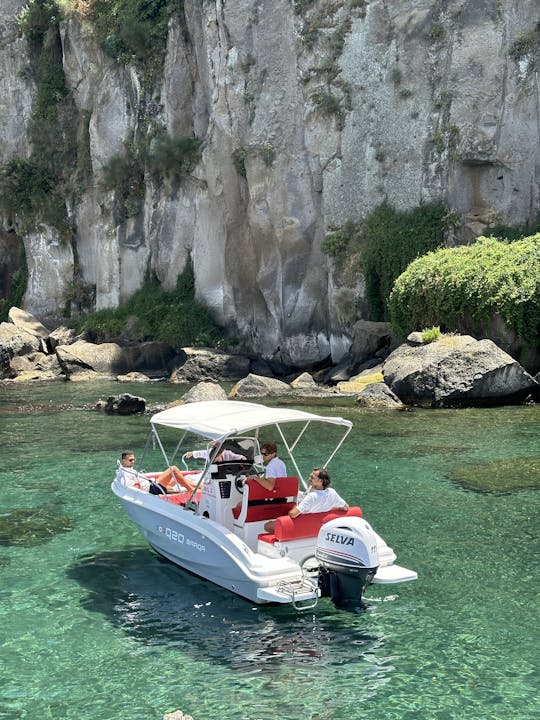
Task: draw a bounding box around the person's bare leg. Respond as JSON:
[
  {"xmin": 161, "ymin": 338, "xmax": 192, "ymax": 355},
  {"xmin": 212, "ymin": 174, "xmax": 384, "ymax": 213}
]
[{"xmin": 171, "ymin": 466, "xmax": 197, "ymax": 492}]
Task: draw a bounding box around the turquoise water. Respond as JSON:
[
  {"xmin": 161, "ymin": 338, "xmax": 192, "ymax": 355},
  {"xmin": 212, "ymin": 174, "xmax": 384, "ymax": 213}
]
[{"xmin": 0, "ymin": 381, "xmax": 538, "ymax": 720}]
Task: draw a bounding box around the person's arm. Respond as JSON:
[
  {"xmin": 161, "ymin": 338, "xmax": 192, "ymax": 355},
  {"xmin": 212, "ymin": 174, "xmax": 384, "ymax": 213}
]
[
  {"xmin": 288, "ymin": 505, "xmax": 300, "ymax": 518},
  {"xmin": 251, "ymin": 475, "xmax": 276, "ymax": 491},
  {"xmin": 333, "ymin": 501, "xmax": 349, "ymax": 512},
  {"xmin": 185, "ymin": 449, "xmax": 208, "ymax": 460}
]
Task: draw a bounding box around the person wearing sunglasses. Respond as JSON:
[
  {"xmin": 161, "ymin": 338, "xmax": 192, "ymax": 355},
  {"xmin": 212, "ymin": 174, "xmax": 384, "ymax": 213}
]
[
  {"xmin": 249, "ymin": 441, "xmax": 287, "ymax": 491},
  {"xmin": 117, "ymin": 451, "xmax": 198, "ymax": 494}
]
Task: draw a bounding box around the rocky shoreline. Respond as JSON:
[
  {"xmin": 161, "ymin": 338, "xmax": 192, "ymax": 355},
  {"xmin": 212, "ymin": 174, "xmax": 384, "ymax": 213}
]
[{"xmin": 1, "ymin": 307, "xmax": 539, "ymax": 409}]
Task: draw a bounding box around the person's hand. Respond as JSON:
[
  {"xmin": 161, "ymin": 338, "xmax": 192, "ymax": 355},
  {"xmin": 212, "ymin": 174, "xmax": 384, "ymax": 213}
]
[{"xmin": 185, "ymin": 451, "xmax": 193, "ymax": 458}]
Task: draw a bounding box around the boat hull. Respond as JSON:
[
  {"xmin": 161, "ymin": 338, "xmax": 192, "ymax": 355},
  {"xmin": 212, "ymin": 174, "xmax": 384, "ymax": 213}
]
[{"xmin": 113, "ymin": 482, "xmax": 317, "ymax": 605}]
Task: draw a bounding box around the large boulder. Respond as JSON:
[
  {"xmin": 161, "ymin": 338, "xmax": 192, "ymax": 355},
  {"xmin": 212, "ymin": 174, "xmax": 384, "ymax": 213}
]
[
  {"xmin": 356, "ymin": 382, "xmax": 405, "ymax": 409},
  {"xmin": 8, "ymin": 307, "xmax": 50, "ymax": 340},
  {"xmin": 97, "ymin": 393, "xmax": 146, "ymax": 414},
  {"xmin": 56, "ymin": 340, "xmax": 129, "ymax": 376},
  {"xmin": 55, "ymin": 340, "xmax": 175, "ymax": 378},
  {"xmin": 9, "ymin": 351, "xmax": 64, "ymax": 382},
  {"xmin": 170, "ymin": 347, "xmax": 251, "ymax": 383},
  {"xmin": 180, "ymin": 382, "xmax": 229, "ymax": 403},
  {"xmin": 229, "ymin": 373, "xmax": 292, "ymax": 398},
  {"xmin": 383, "ymin": 335, "xmax": 539, "ymax": 407},
  {"xmin": 0, "ymin": 322, "xmax": 42, "ymax": 378}
]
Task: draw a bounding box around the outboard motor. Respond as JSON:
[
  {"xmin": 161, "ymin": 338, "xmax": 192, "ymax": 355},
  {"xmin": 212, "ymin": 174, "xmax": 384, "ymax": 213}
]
[{"xmin": 315, "ymin": 516, "xmax": 379, "ymax": 609}]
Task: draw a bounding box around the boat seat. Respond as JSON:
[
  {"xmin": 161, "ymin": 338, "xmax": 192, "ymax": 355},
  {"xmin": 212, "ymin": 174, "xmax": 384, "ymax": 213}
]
[
  {"xmin": 232, "ymin": 476, "xmax": 299, "ymax": 526},
  {"xmin": 159, "ymin": 490, "xmax": 202, "ymax": 506},
  {"xmin": 257, "ymin": 506, "xmax": 363, "ymax": 543}
]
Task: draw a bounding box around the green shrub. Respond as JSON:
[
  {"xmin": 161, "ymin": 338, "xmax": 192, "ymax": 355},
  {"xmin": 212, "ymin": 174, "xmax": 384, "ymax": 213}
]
[
  {"xmin": 74, "ymin": 257, "xmax": 226, "ymax": 348},
  {"xmin": 421, "ymin": 326, "xmax": 441, "ymax": 343},
  {"xmin": 364, "ymin": 203, "xmax": 448, "ymax": 319},
  {"xmin": 388, "ymin": 234, "xmax": 540, "ymax": 347},
  {"xmin": 147, "ymin": 134, "xmax": 203, "ymax": 181},
  {"xmin": 100, "ymin": 143, "xmax": 145, "ymax": 218},
  {"xmin": 488, "ymin": 218, "xmax": 540, "ymax": 242},
  {"xmin": 322, "ymin": 227, "xmax": 350, "ymax": 258},
  {"xmin": 322, "ymin": 203, "xmax": 448, "ymax": 320},
  {"xmin": 86, "ymin": 0, "xmax": 180, "ymax": 80},
  {"xmin": 0, "ymin": 241, "xmax": 27, "ymax": 322},
  {"xmin": 18, "ymin": 0, "xmax": 59, "ymax": 48}
]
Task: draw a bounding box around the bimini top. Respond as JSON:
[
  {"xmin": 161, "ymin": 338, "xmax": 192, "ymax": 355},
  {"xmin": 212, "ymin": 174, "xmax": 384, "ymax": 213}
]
[{"xmin": 150, "ymin": 400, "xmax": 352, "ymax": 440}]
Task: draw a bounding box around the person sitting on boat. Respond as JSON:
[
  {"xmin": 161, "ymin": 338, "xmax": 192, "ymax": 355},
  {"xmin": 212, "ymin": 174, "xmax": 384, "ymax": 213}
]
[
  {"xmin": 246, "ymin": 441, "xmax": 287, "ymax": 491},
  {"xmin": 117, "ymin": 451, "xmax": 198, "ymax": 494},
  {"xmin": 184, "ymin": 441, "xmax": 246, "ymax": 463},
  {"xmin": 263, "ymin": 468, "xmax": 348, "ymax": 533}
]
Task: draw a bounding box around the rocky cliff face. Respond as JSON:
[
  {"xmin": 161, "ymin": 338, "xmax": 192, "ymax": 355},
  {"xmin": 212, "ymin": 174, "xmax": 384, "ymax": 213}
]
[{"xmin": 0, "ymin": 1, "xmax": 539, "ymax": 365}]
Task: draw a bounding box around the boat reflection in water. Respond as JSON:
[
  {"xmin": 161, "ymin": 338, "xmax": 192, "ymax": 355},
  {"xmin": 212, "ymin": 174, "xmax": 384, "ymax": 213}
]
[{"xmin": 68, "ymin": 549, "xmax": 387, "ymax": 671}]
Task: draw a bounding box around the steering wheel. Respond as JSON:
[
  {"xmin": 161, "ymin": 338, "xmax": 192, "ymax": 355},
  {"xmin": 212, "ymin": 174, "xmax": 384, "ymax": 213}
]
[{"xmin": 234, "ymin": 465, "xmax": 257, "ymax": 494}]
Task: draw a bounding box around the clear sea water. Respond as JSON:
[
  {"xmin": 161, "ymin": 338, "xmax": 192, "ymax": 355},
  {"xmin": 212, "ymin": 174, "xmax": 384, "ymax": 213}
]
[{"xmin": 0, "ymin": 381, "xmax": 538, "ymax": 720}]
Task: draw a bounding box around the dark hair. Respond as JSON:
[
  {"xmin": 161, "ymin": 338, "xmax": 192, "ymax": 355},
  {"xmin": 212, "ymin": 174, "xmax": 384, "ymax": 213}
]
[
  {"xmin": 121, "ymin": 451, "xmax": 134, "ymax": 461},
  {"xmin": 261, "ymin": 441, "xmax": 277, "ymax": 454},
  {"xmin": 316, "ymin": 468, "xmax": 331, "ymax": 488}
]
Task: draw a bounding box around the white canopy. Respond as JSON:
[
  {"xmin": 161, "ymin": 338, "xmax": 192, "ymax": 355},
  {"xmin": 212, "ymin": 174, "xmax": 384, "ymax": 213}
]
[{"xmin": 150, "ymin": 400, "xmax": 352, "ymax": 440}]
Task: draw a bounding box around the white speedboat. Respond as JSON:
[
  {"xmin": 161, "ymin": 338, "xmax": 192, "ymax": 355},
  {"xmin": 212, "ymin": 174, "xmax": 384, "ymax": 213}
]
[{"xmin": 112, "ymin": 400, "xmax": 417, "ymax": 610}]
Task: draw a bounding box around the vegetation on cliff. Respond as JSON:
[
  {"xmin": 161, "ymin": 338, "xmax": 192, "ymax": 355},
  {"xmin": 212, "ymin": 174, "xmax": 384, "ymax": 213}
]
[
  {"xmin": 388, "ymin": 234, "xmax": 540, "ymax": 352},
  {"xmin": 323, "ymin": 202, "xmax": 450, "ymax": 320},
  {"xmin": 73, "ymin": 257, "xmax": 226, "ymax": 348}
]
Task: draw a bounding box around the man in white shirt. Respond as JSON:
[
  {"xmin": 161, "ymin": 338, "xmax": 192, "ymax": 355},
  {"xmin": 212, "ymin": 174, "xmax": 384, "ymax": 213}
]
[
  {"xmin": 116, "ymin": 451, "xmax": 198, "ymax": 493},
  {"xmin": 263, "ymin": 467, "xmax": 348, "ymax": 532},
  {"xmin": 251, "ymin": 441, "xmax": 287, "ymax": 491}
]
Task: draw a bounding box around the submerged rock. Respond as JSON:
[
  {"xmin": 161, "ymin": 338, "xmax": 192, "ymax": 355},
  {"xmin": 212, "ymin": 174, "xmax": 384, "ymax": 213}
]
[
  {"xmin": 448, "ymin": 456, "xmax": 540, "ymax": 494},
  {"xmin": 0, "ymin": 508, "xmax": 74, "ymax": 547}
]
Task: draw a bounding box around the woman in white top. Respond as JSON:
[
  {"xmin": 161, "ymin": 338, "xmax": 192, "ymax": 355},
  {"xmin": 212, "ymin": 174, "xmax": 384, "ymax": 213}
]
[{"xmin": 263, "ymin": 467, "xmax": 348, "ymax": 533}]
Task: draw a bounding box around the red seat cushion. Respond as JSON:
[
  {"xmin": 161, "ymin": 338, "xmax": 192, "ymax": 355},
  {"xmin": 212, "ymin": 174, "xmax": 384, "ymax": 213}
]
[
  {"xmin": 259, "ymin": 506, "xmax": 363, "ymax": 542},
  {"xmin": 159, "ymin": 491, "xmax": 201, "ymax": 506},
  {"xmin": 232, "ymin": 476, "xmax": 299, "ymax": 522}
]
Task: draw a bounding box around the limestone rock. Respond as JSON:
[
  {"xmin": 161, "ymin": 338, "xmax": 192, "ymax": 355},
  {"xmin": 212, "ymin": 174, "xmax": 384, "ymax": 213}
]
[
  {"xmin": 116, "ymin": 372, "xmax": 153, "ymax": 382},
  {"xmin": 290, "ymin": 372, "xmax": 317, "ymax": 388},
  {"xmin": 337, "ymin": 368, "xmax": 384, "ymax": 394},
  {"xmin": 99, "ymin": 393, "xmax": 146, "ymax": 415},
  {"xmin": 356, "ymin": 382, "xmax": 405, "ymax": 409},
  {"xmin": 229, "ymin": 373, "xmax": 292, "ymax": 398},
  {"xmin": 56, "ymin": 340, "xmax": 175, "ymax": 377},
  {"xmin": 0, "ymin": 322, "xmax": 42, "ymax": 379},
  {"xmin": 48, "ymin": 326, "xmax": 78, "ymax": 350},
  {"xmin": 9, "ymin": 351, "xmax": 64, "ymax": 381},
  {"xmin": 351, "ymin": 320, "xmax": 398, "ymax": 359},
  {"xmin": 170, "ymin": 348, "xmax": 250, "ymax": 384},
  {"xmin": 56, "ymin": 340, "xmax": 128, "ymax": 376},
  {"xmin": 8, "ymin": 307, "xmax": 50, "ymax": 339},
  {"xmin": 2, "ymin": 3, "xmax": 539, "ymax": 368},
  {"xmin": 383, "ymin": 335, "xmax": 538, "ymax": 407},
  {"xmin": 180, "ymin": 382, "xmax": 228, "ymax": 403}
]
